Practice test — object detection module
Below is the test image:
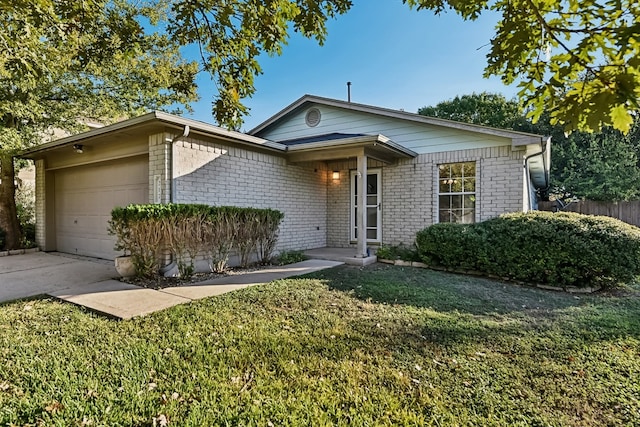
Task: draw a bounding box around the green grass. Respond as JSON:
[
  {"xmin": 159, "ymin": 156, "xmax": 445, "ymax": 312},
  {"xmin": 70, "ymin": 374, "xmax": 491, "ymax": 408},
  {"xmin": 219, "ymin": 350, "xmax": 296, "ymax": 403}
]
[{"xmin": 1, "ymin": 264, "xmax": 639, "ymax": 426}]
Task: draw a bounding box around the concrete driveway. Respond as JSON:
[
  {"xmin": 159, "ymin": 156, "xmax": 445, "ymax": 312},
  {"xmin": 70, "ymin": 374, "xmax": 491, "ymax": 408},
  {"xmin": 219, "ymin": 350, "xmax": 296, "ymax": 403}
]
[
  {"xmin": 0, "ymin": 252, "xmax": 194, "ymax": 318},
  {"xmin": 0, "ymin": 251, "xmax": 343, "ymax": 319},
  {"xmin": 0, "ymin": 252, "xmax": 117, "ymax": 303}
]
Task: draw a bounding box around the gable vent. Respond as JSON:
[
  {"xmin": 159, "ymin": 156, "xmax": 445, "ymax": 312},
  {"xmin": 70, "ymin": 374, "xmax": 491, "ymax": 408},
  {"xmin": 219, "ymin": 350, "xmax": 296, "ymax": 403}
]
[{"xmin": 305, "ymin": 108, "xmax": 321, "ymax": 127}]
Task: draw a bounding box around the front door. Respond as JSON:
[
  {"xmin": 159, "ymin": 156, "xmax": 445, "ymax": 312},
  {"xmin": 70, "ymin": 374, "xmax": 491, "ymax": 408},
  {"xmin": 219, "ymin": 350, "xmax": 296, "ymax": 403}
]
[{"xmin": 350, "ymin": 169, "xmax": 382, "ymax": 244}]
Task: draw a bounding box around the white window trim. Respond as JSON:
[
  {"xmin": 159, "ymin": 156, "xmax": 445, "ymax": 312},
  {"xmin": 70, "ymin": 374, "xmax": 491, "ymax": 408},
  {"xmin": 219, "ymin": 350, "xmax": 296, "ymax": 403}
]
[{"xmin": 436, "ymin": 161, "xmax": 477, "ymax": 224}]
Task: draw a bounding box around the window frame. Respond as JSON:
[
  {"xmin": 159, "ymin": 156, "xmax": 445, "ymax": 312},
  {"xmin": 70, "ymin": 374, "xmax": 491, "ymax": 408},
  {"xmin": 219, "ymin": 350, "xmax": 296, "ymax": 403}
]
[{"xmin": 437, "ymin": 161, "xmax": 477, "ymax": 224}]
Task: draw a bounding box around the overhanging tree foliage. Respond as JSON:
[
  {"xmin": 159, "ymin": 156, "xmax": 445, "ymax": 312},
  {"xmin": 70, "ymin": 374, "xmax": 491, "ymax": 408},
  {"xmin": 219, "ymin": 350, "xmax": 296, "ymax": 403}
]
[
  {"xmin": 405, "ymin": 0, "xmax": 640, "ymax": 133},
  {"xmin": 0, "ymin": 0, "xmax": 200, "ymax": 249},
  {"xmin": 4, "ymin": 0, "xmax": 638, "ymax": 249},
  {"xmin": 552, "ymin": 117, "xmax": 640, "ymax": 201},
  {"xmin": 418, "ymin": 92, "xmax": 526, "ymax": 129},
  {"xmin": 420, "ymin": 92, "xmax": 640, "ymax": 202},
  {"xmin": 0, "ymin": 0, "xmax": 351, "ymax": 249}
]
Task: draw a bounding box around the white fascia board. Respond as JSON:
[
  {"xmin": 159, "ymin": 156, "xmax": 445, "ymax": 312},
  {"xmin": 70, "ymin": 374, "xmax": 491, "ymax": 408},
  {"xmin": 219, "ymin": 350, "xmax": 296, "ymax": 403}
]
[
  {"xmin": 21, "ymin": 111, "xmax": 286, "ymax": 157},
  {"xmin": 152, "ymin": 111, "xmax": 286, "ymax": 151},
  {"xmin": 20, "ymin": 112, "xmax": 160, "ymax": 156}
]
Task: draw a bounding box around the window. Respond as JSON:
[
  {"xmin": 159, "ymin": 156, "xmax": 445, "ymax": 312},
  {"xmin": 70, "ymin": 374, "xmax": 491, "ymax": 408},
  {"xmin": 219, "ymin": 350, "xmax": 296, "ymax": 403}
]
[{"xmin": 438, "ymin": 162, "xmax": 476, "ymax": 223}]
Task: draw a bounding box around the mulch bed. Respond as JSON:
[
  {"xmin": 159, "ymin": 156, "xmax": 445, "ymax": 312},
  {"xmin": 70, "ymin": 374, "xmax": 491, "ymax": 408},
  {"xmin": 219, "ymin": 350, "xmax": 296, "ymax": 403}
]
[{"xmin": 118, "ymin": 265, "xmax": 271, "ymax": 290}]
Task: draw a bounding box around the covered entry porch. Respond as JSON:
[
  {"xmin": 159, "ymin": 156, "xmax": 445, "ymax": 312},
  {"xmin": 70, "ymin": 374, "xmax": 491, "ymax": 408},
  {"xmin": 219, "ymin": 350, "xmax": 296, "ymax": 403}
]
[{"xmin": 283, "ymin": 133, "xmax": 417, "ymax": 260}]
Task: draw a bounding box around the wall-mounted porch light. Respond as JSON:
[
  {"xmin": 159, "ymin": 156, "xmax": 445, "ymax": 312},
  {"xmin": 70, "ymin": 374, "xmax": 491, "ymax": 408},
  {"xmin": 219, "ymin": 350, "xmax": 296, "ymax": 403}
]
[
  {"xmin": 73, "ymin": 144, "xmax": 84, "ymax": 154},
  {"xmin": 332, "ymin": 171, "xmax": 340, "ymax": 181}
]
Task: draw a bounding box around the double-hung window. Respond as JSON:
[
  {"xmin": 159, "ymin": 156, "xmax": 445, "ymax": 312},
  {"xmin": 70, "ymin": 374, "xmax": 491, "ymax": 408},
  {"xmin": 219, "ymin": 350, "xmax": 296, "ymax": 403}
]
[{"xmin": 438, "ymin": 162, "xmax": 476, "ymax": 223}]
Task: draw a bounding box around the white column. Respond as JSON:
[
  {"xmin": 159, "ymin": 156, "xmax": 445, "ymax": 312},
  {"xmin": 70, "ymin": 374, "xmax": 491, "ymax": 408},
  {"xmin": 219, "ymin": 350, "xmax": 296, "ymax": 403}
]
[{"xmin": 356, "ymin": 151, "xmax": 368, "ymax": 258}]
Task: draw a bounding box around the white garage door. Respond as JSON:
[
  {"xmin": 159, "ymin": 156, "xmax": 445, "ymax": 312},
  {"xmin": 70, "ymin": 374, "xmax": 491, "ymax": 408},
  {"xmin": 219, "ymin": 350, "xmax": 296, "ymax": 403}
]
[{"xmin": 54, "ymin": 155, "xmax": 149, "ymax": 260}]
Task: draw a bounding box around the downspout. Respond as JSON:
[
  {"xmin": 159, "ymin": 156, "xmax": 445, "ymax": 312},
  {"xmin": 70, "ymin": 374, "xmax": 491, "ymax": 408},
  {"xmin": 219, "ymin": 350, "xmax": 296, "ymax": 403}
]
[
  {"xmin": 170, "ymin": 125, "xmax": 190, "ymax": 203},
  {"xmin": 523, "ymin": 137, "xmax": 550, "ymax": 211}
]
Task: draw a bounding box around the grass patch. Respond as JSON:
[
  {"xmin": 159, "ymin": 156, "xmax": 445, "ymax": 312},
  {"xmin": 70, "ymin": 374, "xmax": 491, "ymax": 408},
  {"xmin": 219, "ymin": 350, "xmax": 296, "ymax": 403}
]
[
  {"xmin": 1, "ymin": 265, "xmax": 639, "ymax": 425},
  {"xmin": 276, "ymin": 250, "xmax": 308, "ymax": 265}
]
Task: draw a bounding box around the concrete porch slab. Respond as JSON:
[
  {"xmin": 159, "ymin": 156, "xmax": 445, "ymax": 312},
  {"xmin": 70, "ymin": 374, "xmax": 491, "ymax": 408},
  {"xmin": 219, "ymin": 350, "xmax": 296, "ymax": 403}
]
[{"xmin": 304, "ymin": 247, "xmax": 377, "ymax": 266}]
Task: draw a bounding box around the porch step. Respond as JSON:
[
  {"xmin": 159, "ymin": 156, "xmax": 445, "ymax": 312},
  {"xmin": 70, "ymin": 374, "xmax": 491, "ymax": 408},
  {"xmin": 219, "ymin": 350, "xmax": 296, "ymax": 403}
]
[{"xmin": 304, "ymin": 248, "xmax": 377, "ymax": 267}]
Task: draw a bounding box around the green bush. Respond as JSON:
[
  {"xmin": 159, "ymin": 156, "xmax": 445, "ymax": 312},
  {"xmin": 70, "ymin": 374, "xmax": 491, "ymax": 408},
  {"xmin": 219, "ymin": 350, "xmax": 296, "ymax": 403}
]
[
  {"xmin": 416, "ymin": 211, "xmax": 640, "ymax": 288},
  {"xmin": 16, "ymin": 183, "xmax": 36, "ymax": 248},
  {"xmin": 0, "ymin": 227, "xmax": 5, "ymax": 250},
  {"xmin": 109, "ymin": 204, "xmax": 284, "ymax": 278}
]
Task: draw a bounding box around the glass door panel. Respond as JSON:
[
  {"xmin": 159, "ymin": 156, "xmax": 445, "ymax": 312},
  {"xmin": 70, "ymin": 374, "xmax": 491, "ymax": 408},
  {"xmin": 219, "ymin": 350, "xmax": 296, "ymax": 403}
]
[{"xmin": 350, "ymin": 169, "xmax": 381, "ymax": 243}]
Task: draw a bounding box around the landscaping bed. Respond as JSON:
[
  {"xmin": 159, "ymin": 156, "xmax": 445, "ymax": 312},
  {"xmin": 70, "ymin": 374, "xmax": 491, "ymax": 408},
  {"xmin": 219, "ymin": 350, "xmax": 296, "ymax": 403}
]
[
  {"xmin": 119, "ymin": 250, "xmax": 308, "ymax": 290},
  {"xmin": 120, "ymin": 265, "xmax": 264, "ymax": 289}
]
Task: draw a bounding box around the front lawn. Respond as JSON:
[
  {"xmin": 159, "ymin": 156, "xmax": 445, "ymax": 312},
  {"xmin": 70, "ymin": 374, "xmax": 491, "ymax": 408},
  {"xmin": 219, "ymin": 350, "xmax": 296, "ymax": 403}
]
[{"xmin": 1, "ymin": 264, "xmax": 639, "ymax": 425}]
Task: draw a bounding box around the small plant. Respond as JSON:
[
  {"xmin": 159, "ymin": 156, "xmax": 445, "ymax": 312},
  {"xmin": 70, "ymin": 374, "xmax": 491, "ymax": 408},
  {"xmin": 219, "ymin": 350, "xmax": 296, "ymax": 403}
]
[
  {"xmin": 0, "ymin": 227, "xmax": 5, "ymax": 250},
  {"xmin": 277, "ymin": 250, "xmax": 307, "ymax": 265}
]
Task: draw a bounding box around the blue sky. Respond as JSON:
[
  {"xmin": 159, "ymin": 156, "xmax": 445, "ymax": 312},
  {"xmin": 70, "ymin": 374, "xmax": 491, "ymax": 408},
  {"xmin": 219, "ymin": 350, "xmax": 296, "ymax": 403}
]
[{"xmin": 184, "ymin": 1, "xmax": 517, "ymax": 131}]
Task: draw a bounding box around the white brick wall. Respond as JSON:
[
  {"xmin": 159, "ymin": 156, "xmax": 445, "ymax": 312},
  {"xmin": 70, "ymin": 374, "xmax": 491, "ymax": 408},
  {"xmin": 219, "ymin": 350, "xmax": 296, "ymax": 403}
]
[
  {"xmin": 149, "ymin": 133, "xmax": 526, "ymax": 252},
  {"xmin": 325, "ymin": 146, "xmax": 526, "ymax": 247},
  {"xmin": 148, "ymin": 133, "xmax": 171, "ymax": 204},
  {"xmin": 33, "ymin": 131, "xmax": 528, "ymax": 255},
  {"xmin": 325, "ymin": 158, "xmax": 385, "ymax": 248},
  {"xmin": 172, "ymin": 136, "xmax": 328, "ymax": 251},
  {"xmin": 34, "ymin": 159, "xmax": 45, "ymax": 248}
]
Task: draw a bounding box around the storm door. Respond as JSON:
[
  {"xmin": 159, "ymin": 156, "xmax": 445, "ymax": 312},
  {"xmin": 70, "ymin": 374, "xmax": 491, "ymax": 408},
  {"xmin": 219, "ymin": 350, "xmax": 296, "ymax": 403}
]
[{"xmin": 350, "ymin": 169, "xmax": 382, "ymax": 243}]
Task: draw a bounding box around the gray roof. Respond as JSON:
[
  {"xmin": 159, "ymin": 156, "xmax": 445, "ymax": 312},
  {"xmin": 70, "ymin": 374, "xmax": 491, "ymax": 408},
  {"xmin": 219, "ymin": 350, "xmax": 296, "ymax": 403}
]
[{"xmin": 278, "ymin": 133, "xmax": 366, "ymax": 146}]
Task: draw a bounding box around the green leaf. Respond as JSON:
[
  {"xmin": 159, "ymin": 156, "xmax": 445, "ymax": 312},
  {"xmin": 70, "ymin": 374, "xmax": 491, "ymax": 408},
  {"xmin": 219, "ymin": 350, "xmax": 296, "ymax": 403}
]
[{"xmin": 610, "ymin": 105, "xmax": 634, "ymax": 133}]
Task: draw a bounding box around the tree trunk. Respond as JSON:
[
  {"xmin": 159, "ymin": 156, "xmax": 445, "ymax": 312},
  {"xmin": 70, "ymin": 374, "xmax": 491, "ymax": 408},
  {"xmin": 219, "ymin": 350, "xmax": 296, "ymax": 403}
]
[{"xmin": 0, "ymin": 152, "xmax": 22, "ymax": 249}]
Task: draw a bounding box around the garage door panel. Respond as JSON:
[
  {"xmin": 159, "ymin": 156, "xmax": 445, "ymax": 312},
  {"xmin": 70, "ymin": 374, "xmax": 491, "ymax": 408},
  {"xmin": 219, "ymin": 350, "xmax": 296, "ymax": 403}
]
[
  {"xmin": 55, "ymin": 156, "xmax": 148, "ymax": 260},
  {"xmin": 111, "ymin": 186, "xmax": 148, "ymax": 207}
]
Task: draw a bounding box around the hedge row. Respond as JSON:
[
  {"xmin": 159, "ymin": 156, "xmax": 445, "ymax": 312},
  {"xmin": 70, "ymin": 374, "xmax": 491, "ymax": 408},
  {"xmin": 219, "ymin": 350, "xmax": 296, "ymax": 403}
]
[
  {"xmin": 416, "ymin": 211, "xmax": 640, "ymax": 288},
  {"xmin": 109, "ymin": 204, "xmax": 284, "ymax": 278}
]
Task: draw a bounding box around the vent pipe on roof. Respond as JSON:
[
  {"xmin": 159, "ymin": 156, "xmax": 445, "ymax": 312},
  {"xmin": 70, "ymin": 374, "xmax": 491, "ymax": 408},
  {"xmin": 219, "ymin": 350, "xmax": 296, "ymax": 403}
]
[{"xmin": 347, "ymin": 81, "xmax": 352, "ymax": 103}]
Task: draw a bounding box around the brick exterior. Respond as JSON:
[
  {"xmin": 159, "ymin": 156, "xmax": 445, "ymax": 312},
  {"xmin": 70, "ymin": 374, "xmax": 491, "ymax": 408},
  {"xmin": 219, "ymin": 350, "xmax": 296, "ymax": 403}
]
[
  {"xmin": 34, "ymin": 159, "xmax": 45, "ymax": 248},
  {"xmin": 325, "ymin": 158, "xmax": 384, "ymax": 248},
  {"xmin": 171, "ymin": 136, "xmax": 328, "ymax": 251},
  {"xmin": 148, "ymin": 132, "xmax": 171, "ymax": 204},
  {"xmin": 326, "ymin": 146, "xmax": 526, "ymax": 248},
  {"xmin": 32, "ymin": 130, "xmax": 528, "ymax": 257},
  {"xmin": 26, "ymin": 102, "xmax": 543, "ymax": 264}
]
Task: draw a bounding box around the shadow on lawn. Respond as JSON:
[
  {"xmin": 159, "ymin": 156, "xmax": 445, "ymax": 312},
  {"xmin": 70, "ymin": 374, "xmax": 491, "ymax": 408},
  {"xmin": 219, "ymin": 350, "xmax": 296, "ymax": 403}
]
[
  {"xmin": 307, "ymin": 264, "xmax": 584, "ymax": 316},
  {"xmin": 305, "ymin": 264, "xmax": 640, "ymax": 343}
]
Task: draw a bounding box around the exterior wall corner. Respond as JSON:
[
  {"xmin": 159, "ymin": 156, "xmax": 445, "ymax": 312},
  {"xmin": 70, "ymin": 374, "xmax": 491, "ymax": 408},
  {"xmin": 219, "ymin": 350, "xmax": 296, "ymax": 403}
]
[{"xmin": 148, "ymin": 132, "xmax": 171, "ymax": 204}]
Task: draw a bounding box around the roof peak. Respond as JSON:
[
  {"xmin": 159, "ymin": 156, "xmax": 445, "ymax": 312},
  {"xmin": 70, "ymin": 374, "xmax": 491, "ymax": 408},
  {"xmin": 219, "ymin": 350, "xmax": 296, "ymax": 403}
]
[{"xmin": 249, "ymin": 94, "xmax": 547, "ymax": 144}]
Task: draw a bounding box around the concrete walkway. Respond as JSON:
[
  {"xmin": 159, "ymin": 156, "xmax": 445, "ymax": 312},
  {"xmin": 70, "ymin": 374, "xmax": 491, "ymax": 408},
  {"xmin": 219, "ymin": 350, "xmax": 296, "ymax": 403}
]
[{"xmin": 0, "ymin": 252, "xmax": 342, "ymax": 319}]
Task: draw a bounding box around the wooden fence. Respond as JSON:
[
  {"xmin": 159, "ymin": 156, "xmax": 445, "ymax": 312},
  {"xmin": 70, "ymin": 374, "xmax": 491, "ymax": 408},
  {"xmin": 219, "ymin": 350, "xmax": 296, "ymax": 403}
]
[{"xmin": 538, "ymin": 200, "xmax": 640, "ymax": 227}]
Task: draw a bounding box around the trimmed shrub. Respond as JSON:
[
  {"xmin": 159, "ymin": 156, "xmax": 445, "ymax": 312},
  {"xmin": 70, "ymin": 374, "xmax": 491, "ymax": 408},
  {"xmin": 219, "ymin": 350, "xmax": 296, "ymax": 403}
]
[
  {"xmin": 416, "ymin": 211, "xmax": 640, "ymax": 288},
  {"xmin": 109, "ymin": 204, "xmax": 167, "ymax": 277},
  {"xmin": 109, "ymin": 204, "xmax": 285, "ymax": 277}
]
